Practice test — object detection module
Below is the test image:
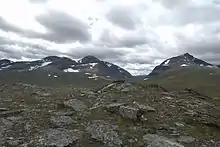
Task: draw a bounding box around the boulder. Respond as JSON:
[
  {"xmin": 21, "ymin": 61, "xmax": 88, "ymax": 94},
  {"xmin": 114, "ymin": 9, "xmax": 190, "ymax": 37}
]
[
  {"xmin": 134, "ymin": 102, "xmax": 156, "ymax": 112},
  {"xmin": 50, "ymin": 116, "xmax": 74, "ymax": 127},
  {"xmin": 119, "ymin": 106, "xmax": 139, "ymax": 120},
  {"xmin": 143, "ymin": 134, "xmax": 184, "ymax": 147},
  {"xmin": 105, "ymin": 103, "xmax": 126, "ymax": 113},
  {"xmin": 177, "ymin": 136, "xmax": 196, "ymax": 144},
  {"xmin": 64, "ymin": 99, "xmax": 87, "ymax": 112},
  {"xmin": 86, "ymin": 120, "xmax": 122, "ymax": 147},
  {"xmin": 30, "ymin": 128, "xmax": 79, "ymax": 147}
]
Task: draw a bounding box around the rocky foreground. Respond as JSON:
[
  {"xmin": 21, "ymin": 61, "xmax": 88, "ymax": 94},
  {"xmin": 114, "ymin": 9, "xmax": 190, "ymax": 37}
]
[{"xmin": 0, "ymin": 81, "xmax": 220, "ymax": 147}]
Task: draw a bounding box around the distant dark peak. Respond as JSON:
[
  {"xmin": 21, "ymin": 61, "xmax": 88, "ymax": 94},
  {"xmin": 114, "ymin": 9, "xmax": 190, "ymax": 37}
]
[
  {"xmin": 0, "ymin": 59, "xmax": 11, "ymax": 63},
  {"xmin": 0, "ymin": 59, "xmax": 12, "ymax": 65},
  {"xmin": 183, "ymin": 53, "xmax": 194, "ymax": 58},
  {"xmin": 43, "ymin": 56, "xmax": 60, "ymax": 62},
  {"xmin": 81, "ymin": 55, "xmax": 100, "ymax": 64},
  {"xmin": 183, "ymin": 53, "xmax": 191, "ymax": 56},
  {"xmin": 60, "ymin": 57, "xmax": 76, "ymax": 62}
]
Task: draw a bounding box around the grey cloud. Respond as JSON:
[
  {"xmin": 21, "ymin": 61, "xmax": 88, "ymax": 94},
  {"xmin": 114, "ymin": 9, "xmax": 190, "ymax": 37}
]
[
  {"xmin": 174, "ymin": 5, "xmax": 220, "ymax": 25},
  {"xmin": 119, "ymin": 36, "xmax": 148, "ymax": 48},
  {"xmin": 66, "ymin": 47, "xmax": 127, "ymax": 61},
  {"xmin": 184, "ymin": 39, "xmax": 220, "ymax": 55},
  {"xmin": 156, "ymin": 1, "xmax": 220, "ymax": 26},
  {"xmin": 0, "ymin": 44, "xmax": 59, "ymax": 60},
  {"xmin": 213, "ymin": 0, "xmax": 220, "ymax": 4},
  {"xmin": 155, "ymin": 0, "xmax": 191, "ymax": 9},
  {"xmin": 0, "ymin": 35, "xmax": 61, "ymax": 60},
  {"xmin": 106, "ymin": 6, "xmax": 141, "ymax": 30},
  {"xmin": 35, "ymin": 10, "xmax": 91, "ymax": 43},
  {"xmin": 0, "ymin": 17, "xmax": 45, "ymax": 42},
  {"xmin": 173, "ymin": 23, "xmax": 220, "ymax": 64},
  {"xmin": 0, "ymin": 34, "xmax": 127, "ymax": 62},
  {"xmin": 0, "ymin": 18, "xmax": 24, "ymax": 33},
  {"xmin": 113, "ymin": 58, "xmax": 155, "ymax": 65},
  {"xmin": 198, "ymin": 54, "xmax": 220, "ymax": 64},
  {"xmin": 28, "ymin": 0, "xmax": 50, "ymax": 3},
  {"xmin": 0, "ymin": 11, "xmax": 91, "ymax": 43},
  {"xmin": 99, "ymin": 29, "xmax": 149, "ymax": 48}
]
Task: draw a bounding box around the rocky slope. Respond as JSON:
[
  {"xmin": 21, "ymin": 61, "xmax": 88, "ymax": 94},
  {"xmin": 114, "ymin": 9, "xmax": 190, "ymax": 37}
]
[
  {"xmin": 0, "ymin": 55, "xmax": 131, "ymax": 79},
  {"xmin": 0, "ymin": 81, "xmax": 220, "ymax": 146},
  {"xmin": 148, "ymin": 53, "xmax": 216, "ymax": 76}
]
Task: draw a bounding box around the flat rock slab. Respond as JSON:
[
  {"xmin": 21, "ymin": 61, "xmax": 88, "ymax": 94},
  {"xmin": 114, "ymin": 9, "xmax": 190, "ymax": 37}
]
[
  {"xmin": 177, "ymin": 136, "xmax": 196, "ymax": 144},
  {"xmin": 143, "ymin": 134, "xmax": 184, "ymax": 147},
  {"xmin": 50, "ymin": 116, "xmax": 75, "ymax": 127},
  {"xmin": 105, "ymin": 103, "xmax": 126, "ymax": 113},
  {"xmin": 119, "ymin": 106, "xmax": 139, "ymax": 120},
  {"xmin": 0, "ymin": 109, "xmax": 24, "ymax": 117},
  {"xmin": 64, "ymin": 99, "xmax": 88, "ymax": 112},
  {"xmin": 86, "ymin": 120, "xmax": 122, "ymax": 147},
  {"xmin": 30, "ymin": 128, "xmax": 79, "ymax": 147}
]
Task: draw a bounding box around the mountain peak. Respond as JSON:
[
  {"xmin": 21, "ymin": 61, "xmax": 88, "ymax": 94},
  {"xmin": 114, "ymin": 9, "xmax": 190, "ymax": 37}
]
[
  {"xmin": 182, "ymin": 53, "xmax": 194, "ymax": 59},
  {"xmin": 0, "ymin": 55, "xmax": 131, "ymax": 79},
  {"xmin": 43, "ymin": 56, "xmax": 61, "ymax": 62},
  {"xmin": 183, "ymin": 53, "xmax": 192, "ymax": 56},
  {"xmin": 0, "ymin": 59, "xmax": 12, "ymax": 67},
  {"xmin": 80, "ymin": 55, "xmax": 100, "ymax": 64},
  {"xmin": 148, "ymin": 53, "xmax": 214, "ymax": 76}
]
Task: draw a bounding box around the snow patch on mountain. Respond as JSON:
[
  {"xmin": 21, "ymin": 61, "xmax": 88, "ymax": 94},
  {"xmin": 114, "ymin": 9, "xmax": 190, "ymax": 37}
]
[
  {"xmin": 29, "ymin": 66, "xmax": 38, "ymax": 71},
  {"xmin": 89, "ymin": 63, "xmax": 98, "ymax": 68},
  {"xmin": 63, "ymin": 68, "xmax": 80, "ymax": 72},
  {"xmin": 41, "ymin": 61, "xmax": 52, "ymax": 67},
  {"xmin": 88, "ymin": 74, "xmax": 98, "ymax": 80},
  {"xmin": 1, "ymin": 65, "xmax": 12, "ymax": 69},
  {"xmin": 29, "ymin": 61, "xmax": 52, "ymax": 71},
  {"xmin": 106, "ymin": 63, "xmax": 112, "ymax": 67},
  {"xmin": 163, "ymin": 60, "xmax": 170, "ymax": 66},
  {"xmin": 200, "ymin": 64, "xmax": 204, "ymax": 67},
  {"xmin": 144, "ymin": 78, "xmax": 149, "ymax": 81},
  {"xmin": 181, "ymin": 64, "xmax": 189, "ymax": 67},
  {"xmin": 206, "ymin": 65, "xmax": 216, "ymax": 68}
]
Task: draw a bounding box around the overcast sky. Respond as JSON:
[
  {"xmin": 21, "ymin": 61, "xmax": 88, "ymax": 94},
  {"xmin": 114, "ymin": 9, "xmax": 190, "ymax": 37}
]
[{"xmin": 0, "ymin": 0, "xmax": 220, "ymax": 75}]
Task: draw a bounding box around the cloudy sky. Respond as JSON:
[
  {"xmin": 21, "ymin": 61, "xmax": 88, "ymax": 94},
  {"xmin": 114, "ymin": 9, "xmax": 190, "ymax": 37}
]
[{"xmin": 0, "ymin": 0, "xmax": 220, "ymax": 75}]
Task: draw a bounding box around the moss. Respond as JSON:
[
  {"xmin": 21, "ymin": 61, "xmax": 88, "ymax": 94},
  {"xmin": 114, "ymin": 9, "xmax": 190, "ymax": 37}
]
[
  {"xmin": 185, "ymin": 123, "xmax": 220, "ymax": 140},
  {"xmin": 24, "ymin": 96, "xmax": 40, "ymax": 105},
  {"xmin": 141, "ymin": 67, "xmax": 220, "ymax": 98}
]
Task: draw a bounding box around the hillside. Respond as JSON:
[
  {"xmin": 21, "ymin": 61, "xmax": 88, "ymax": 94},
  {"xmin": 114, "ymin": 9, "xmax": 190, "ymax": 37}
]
[
  {"xmin": 144, "ymin": 67, "xmax": 220, "ymax": 98},
  {"xmin": 0, "ymin": 53, "xmax": 220, "ymax": 146},
  {"xmin": 0, "ymin": 55, "xmax": 132, "ymax": 80},
  {"xmin": 0, "ymin": 80, "xmax": 220, "ymax": 146},
  {"xmin": 148, "ymin": 53, "xmax": 216, "ymax": 77}
]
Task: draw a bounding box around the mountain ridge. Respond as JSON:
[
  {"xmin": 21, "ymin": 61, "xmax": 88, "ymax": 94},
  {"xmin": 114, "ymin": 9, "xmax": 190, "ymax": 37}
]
[
  {"xmin": 148, "ymin": 53, "xmax": 217, "ymax": 77},
  {"xmin": 0, "ymin": 55, "xmax": 132, "ymax": 80}
]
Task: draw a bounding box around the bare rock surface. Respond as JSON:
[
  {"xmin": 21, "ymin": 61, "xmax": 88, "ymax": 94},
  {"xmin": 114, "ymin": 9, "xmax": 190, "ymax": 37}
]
[{"xmin": 0, "ymin": 81, "xmax": 219, "ymax": 146}]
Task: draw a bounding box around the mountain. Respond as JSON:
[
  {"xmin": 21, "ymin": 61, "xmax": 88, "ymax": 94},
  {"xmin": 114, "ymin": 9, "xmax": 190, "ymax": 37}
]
[
  {"xmin": 148, "ymin": 53, "xmax": 216, "ymax": 76},
  {"xmin": 145, "ymin": 67, "xmax": 220, "ymax": 97},
  {"xmin": 0, "ymin": 56, "xmax": 131, "ymax": 80}
]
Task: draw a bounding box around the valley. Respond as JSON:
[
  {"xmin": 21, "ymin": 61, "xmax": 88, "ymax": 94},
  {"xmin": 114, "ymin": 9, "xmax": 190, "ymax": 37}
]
[{"xmin": 0, "ymin": 53, "xmax": 220, "ymax": 147}]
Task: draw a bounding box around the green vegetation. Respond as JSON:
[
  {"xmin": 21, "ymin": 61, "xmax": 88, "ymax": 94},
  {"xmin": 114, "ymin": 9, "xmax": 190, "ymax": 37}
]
[
  {"xmin": 142, "ymin": 67, "xmax": 220, "ymax": 98},
  {"xmin": 0, "ymin": 71, "xmax": 110, "ymax": 88}
]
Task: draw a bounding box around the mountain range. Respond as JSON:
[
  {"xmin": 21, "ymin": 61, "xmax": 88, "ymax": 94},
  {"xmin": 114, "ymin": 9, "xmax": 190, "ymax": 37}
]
[
  {"xmin": 0, "ymin": 55, "xmax": 131, "ymax": 80},
  {"xmin": 148, "ymin": 53, "xmax": 219, "ymax": 77},
  {"xmin": 1, "ymin": 53, "xmax": 220, "ymax": 146},
  {"xmin": 0, "ymin": 53, "xmax": 219, "ymax": 80}
]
